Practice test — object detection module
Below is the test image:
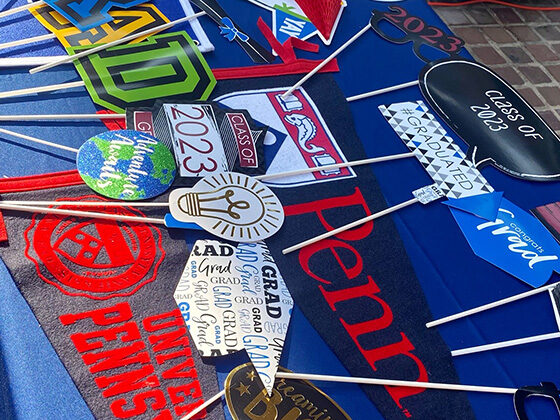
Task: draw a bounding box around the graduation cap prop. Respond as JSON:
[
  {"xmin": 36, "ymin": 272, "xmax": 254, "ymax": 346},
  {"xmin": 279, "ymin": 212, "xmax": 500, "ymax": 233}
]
[
  {"xmin": 182, "ymin": 363, "xmax": 555, "ymax": 420},
  {"xmin": 174, "ymin": 240, "xmax": 293, "ymax": 395},
  {"xmin": 0, "ymin": 31, "xmax": 216, "ymax": 113},
  {"xmin": 0, "ymin": 3, "xmax": 170, "ymax": 52},
  {"xmin": 428, "ymin": 282, "xmax": 560, "ymax": 357}
]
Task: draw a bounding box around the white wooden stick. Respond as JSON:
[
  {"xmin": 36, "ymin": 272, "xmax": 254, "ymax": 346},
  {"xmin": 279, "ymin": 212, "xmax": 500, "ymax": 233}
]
[
  {"xmin": 0, "ymin": 1, "xmax": 44, "ymax": 19},
  {"xmin": 180, "ymin": 389, "xmax": 225, "ymax": 420},
  {"xmin": 346, "ymin": 80, "xmax": 420, "ymax": 102},
  {"xmin": 452, "ymin": 332, "xmax": 560, "ymax": 357},
  {"xmin": 30, "ymin": 11, "xmax": 207, "ymax": 74},
  {"xmin": 0, "ymin": 80, "xmax": 85, "ymax": 100},
  {"xmin": 282, "ymin": 197, "xmax": 419, "ymax": 254},
  {"xmin": 0, "ymin": 127, "xmax": 79, "ymax": 153},
  {"xmin": 1, "ymin": 200, "xmax": 167, "ymax": 207},
  {"xmin": 0, "ymin": 203, "xmax": 165, "ymax": 224},
  {"xmin": 179, "ymin": 371, "xmax": 515, "ymax": 420},
  {"xmin": 0, "ymin": 113, "xmax": 125, "ymax": 121},
  {"xmin": 0, "ymin": 56, "xmax": 66, "ymax": 67},
  {"xmin": 255, "ymin": 152, "xmax": 415, "ymax": 181},
  {"xmin": 281, "ymin": 24, "xmax": 371, "ymax": 99},
  {"xmin": 427, "ymin": 282, "xmax": 559, "ymax": 328},
  {"xmin": 275, "ymin": 372, "xmax": 516, "ymax": 394},
  {"xmin": 0, "ymin": 33, "xmax": 55, "ymax": 51}
]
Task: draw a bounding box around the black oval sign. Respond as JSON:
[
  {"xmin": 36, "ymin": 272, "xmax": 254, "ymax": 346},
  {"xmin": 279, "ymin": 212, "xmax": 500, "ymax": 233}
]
[
  {"xmin": 420, "ymin": 59, "xmax": 560, "ymax": 182},
  {"xmin": 225, "ymin": 363, "xmax": 351, "ymax": 420}
]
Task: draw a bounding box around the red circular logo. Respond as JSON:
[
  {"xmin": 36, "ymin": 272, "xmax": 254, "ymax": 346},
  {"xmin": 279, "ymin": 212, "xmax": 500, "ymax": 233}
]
[{"xmin": 24, "ymin": 196, "xmax": 164, "ymax": 300}]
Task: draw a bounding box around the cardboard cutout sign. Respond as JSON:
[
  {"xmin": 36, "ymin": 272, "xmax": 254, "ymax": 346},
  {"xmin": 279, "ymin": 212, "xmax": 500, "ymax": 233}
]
[
  {"xmin": 167, "ymin": 172, "xmax": 285, "ymax": 242},
  {"xmin": 174, "ymin": 240, "xmax": 293, "ymax": 395},
  {"xmin": 225, "ymin": 363, "xmax": 351, "ymax": 419},
  {"xmin": 77, "ymin": 130, "xmax": 176, "ymax": 200},
  {"xmin": 215, "ymin": 87, "xmax": 356, "ymax": 188},
  {"xmin": 369, "ymin": 6, "xmax": 464, "ymax": 62},
  {"xmin": 450, "ymin": 198, "xmax": 560, "ymax": 288},
  {"xmin": 30, "ymin": 3, "xmax": 169, "ymax": 48},
  {"xmin": 420, "ymin": 59, "xmax": 560, "ymax": 181},
  {"xmin": 153, "ymin": 102, "xmax": 267, "ymax": 178},
  {"xmin": 70, "ymin": 31, "xmax": 216, "ymax": 113},
  {"xmin": 380, "ymin": 101, "xmax": 495, "ymax": 200},
  {"xmin": 43, "ymin": 0, "xmax": 147, "ymax": 31}
]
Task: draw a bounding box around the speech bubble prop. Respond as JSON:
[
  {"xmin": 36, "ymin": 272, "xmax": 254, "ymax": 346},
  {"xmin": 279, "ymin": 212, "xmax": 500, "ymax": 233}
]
[
  {"xmin": 449, "ymin": 197, "xmax": 560, "ymax": 288},
  {"xmin": 379, "ymin": 101, "xmax": 495, "ymax": 200},
  {"xmin": 174, "ymin": 241, "xmax": 293, "ymax": 395},
  {"xmin": 420, "ymin": 59, "xmax": 560, "ymax": 181},
  {"xmin": 369, "ymin": 6, "xmax": 464, "ymax": 63},
  {"xmin": 167, "ymin": 172, "xmax": 285, "ymax": 242},
  {"xmin": 30, "ymin": 3, "xmax": 169, "ymax": 48},
  {"xmin": 43, "ymin": 0, "xmax": 147, "ymax": 31},
  {"xmin": 224, "ymin": 363, "xmax": 351, "ymax": 418},
  {"xmin": 77, "ymin": 130, "xmax": 176, "ymax": 200},
  {"xmin": 70, "ymin": 31, "xmax": 216, "ymax": 113}
]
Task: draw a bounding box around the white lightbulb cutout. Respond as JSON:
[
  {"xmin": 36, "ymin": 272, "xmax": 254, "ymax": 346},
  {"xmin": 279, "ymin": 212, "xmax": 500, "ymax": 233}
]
[{"xmin": 169, "ymin": 172, "xmax": 284, "ymax": 242}]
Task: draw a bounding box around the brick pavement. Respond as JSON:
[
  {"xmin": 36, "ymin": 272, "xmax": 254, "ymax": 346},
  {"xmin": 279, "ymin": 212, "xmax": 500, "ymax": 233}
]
[{"xmin": 433, "ymin": 5, "xmax": 560, "ymax": 132}]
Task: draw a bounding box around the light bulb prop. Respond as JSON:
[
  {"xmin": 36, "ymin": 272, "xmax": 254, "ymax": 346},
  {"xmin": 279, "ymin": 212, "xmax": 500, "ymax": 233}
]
[
  {"xmin": 0, "ymin": 172, "xmax": 285, "ymax": 243},
  {"xmin": 167, "ymin": 173, "xmax": 285, "ymax": 242}
]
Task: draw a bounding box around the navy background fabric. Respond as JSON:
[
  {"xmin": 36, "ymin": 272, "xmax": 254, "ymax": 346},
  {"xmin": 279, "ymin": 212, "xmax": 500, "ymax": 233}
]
[{"xmin": 0, "ymin": 0, "xmax": 559, "ymax": 419}]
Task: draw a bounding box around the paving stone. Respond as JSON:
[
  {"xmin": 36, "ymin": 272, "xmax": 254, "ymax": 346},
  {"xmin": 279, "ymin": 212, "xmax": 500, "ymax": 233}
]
[
  {"xmin": 508, "ymin": 26, "xmax": 541, "ymax": 42},
  {"xmin": 538, "ymin": 86, "xmax": 560, "ymax": 107},
  {"xmin": 468, "ymin": 7, "xmax": 497, "ymax": 25},
  {"xmin": 514, "ymin": 9, "xmax": 547, "ymax": 23},
  {"xmin": 535, "ymin": 26, "xmax": 560, "ymax": 42},
  {"xmin": 452, "ymin": 27, "xmax": 486, "ymax": 45},
  {"xmin": 518, "ymin": 65, "xmax": 551, "ymax": 84},
  {"xmin": 481, "ymin": 26, "xmax": 515, "ymax": 44},
  {"xmin": 526, "ymin": 44, "xmax": 557, "ymax": 62},
  {"xmin": 501, "ymin": 46, "xmax": 533, "ymax": 64},
  {"xmin": 544, "ymin": 10, "xmax": 560, "ymax": 22},
  {"xmin": 493, "ymin": 8, "xmax": 523, "ymax": 24},
  {"xmin": 547, "ymin": 64, "xmax": 560, "ymax": 83},
  {"xmin": 434, "ymin": 7, "xmax": 471, "ymax": 25},
  {"xmin": 494, "ymin": 66, "xmax": 524, "ymax": 85},
  {"xmin": 539, "ymin": 110, "xmax": 560, "ymax": 130},
  {"xmin": 471, "ymin": 46, "xmax": 506, "ymax": 65},
  {"xmin": 517, "ymin": 87, "xmax": 544, "ymax": 108}
]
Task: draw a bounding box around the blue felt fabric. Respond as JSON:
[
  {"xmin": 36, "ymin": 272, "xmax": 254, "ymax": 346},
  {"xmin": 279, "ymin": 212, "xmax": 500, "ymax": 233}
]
[{"xmin": 0, "ymin": 0, "xmax": 559, "ymax": 419}]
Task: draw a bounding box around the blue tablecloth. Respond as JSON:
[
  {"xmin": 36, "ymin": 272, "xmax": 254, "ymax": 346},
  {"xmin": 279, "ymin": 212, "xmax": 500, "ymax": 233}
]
[{"xmin": 0, "ymin": 1, "xmax": 559, "ymax": 419}]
